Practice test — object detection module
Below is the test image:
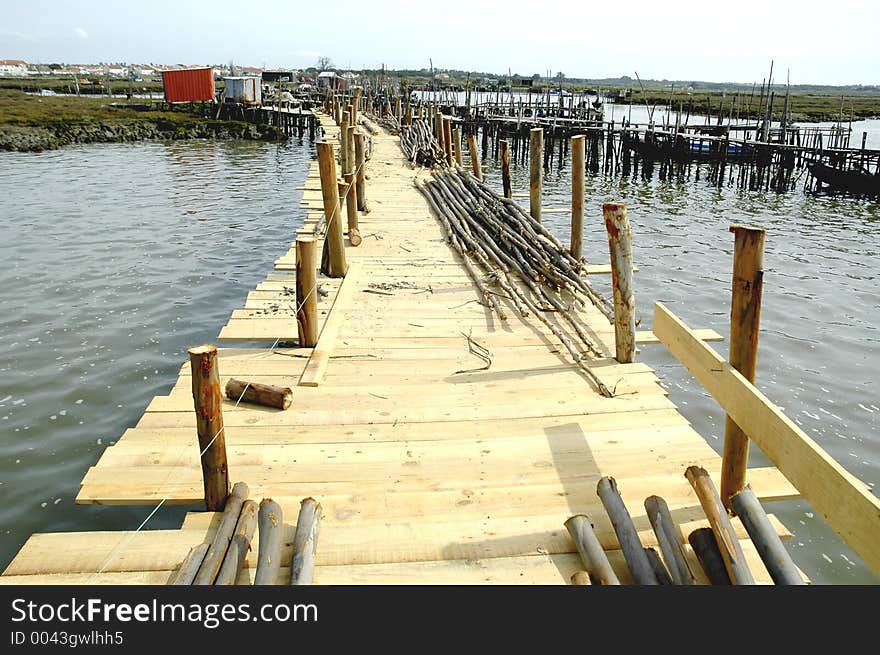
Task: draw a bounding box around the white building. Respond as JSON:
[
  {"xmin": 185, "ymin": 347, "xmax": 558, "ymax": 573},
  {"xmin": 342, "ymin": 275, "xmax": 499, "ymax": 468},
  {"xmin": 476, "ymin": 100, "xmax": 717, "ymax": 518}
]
[{"xmin": 0, "ymin": 59, "xmax": 28, "ymax": 76}]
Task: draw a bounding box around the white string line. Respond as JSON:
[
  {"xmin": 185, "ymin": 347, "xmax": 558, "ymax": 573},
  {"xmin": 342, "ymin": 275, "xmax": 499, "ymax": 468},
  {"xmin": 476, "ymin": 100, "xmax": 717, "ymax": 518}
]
[{"xmin": 89, "ymin": 119, "xmax": 356, "ymax": 580}]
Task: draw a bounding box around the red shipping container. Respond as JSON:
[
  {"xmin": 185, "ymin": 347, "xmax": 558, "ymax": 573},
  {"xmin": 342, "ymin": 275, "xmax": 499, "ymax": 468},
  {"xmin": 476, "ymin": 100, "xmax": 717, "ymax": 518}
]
[{"xmin": 162, "ymin": 68, "xmax": 215, "ymax": 103}]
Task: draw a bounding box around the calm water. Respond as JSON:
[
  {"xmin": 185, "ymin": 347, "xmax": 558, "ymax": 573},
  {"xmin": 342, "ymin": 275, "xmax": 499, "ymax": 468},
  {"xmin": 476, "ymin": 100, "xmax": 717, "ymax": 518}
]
[
  {"xmin": 0, "ymin": 139, "xmax": 312, "ymax": 572},
  {"xmin": 1, "ymin": 126, "xmax": 878, "ymax": 583}
]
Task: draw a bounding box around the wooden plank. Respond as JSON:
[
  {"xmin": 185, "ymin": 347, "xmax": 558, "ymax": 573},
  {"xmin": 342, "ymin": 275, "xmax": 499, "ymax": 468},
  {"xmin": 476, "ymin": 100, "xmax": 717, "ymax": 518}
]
[{"xmin": 653, "ymin": 301, "xmax": 880, "ymax": 576}]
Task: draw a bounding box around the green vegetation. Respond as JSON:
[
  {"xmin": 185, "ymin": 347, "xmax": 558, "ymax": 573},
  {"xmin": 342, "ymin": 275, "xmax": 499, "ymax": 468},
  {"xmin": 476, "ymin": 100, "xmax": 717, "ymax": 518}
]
[
  {"xmin": 0, "ymin": 76, "xmax": 166, "ymax": 96},
  {"xmin": 0, "ymin": 90, "xmax": 281, "ymax": 152}
]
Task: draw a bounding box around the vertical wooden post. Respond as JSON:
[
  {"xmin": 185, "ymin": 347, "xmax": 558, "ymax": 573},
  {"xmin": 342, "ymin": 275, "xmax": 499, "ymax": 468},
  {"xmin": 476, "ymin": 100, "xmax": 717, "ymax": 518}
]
[
  {"xmin": 354, "ymin": 133, "xmax": 366, "ymax": 211},
  {"xmin": 352, "ymin": 88, "xmax": 361, "ymax": 125},
  {"xmin": 570, "ymin": 134, "xmax": 585, "ymax": 260},
  {"xmin": 434, "ymin": 110, "xmax": 443, "ymax": 144},
  {"xmin": 342, "ymin": 175, "xmax": 361, "ymax": 246},
  {"xmin": 187, "ymin": 344, "xmax": 229, "ymax": 511},
  {"xmin": 340, "ymin": 111, "xmax": 350, "ymax": 175},
  {"xmin": 295, "ymin": 237, "xmax": 318, "ymax": 347},
  {"xmin": 500, "ymin": 139, "xmax": 512, "ymax": 198},
  {"xmin": 452, "ymin": 127, "xmax": 463, "ymax": 166},
  {"xmin": 443, "ymin": 117, "xmax": 454, "ymax": 166},
  {"xmin": 721, "ymin": 225, "xmax": 765, "ymax": 509},
  {"xmin": 529, "ymin": 127, "xmax": 543, "ymax": 221},
  {"xmin": 346, "ymin": 124, "xmax": 356, "ymax": 177},
  {"xmin": 467, "ymin": 133, "xmax": 482, "ymax": 180},
  {"xmin": 603, "ymin": 202, "xmax": 635, "ymax": 363},
  {"xmin": 316, "ymin": 142, "xmax": 347, "ymax": 278}
]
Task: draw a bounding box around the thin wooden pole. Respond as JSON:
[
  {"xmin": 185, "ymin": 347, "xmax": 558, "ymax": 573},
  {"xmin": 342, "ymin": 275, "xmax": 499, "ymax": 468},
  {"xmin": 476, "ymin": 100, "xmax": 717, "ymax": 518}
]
[
  {"xmin": 187, "ymin": 344, "xmax": 229, "ymax": 510},
  {"xmin": 354, "ymin": 132, "xmax": 367, "ymax": 211},
  {"xmin": 295, "ymin": 236, "xmax": 318, "ymax": 347},
  {"xmin": 721, "ymin": 224, "xmax": 765, "ymax": 508},
  {"xmin": 215, "ymin": 499, "xmax": 258, "ymax": 585},
  {"xmin": 500, "ymin": 139, "xmax": 512, "ymax": 198},
  {"xmin": 529, "ymin": 127, "xmax": 543, "ymax": 221},
  {"xmin": 685, "ymin": 466, "xmax": 756, "ymax": 584},
  {"xmin": 731, "ymin": 487, "xmax": 804, "ymax": 585},
  {"xmin": 603, "ymin": 203, "xmax": 636, "ymax": 363},
  {"xmin": 443, "ymin": 117, "xmax": 454, "ymax": 166},
  {"xmin": 346, "ymin": 124, "xmax": 356, "ymax": 178},
  {"xmin": 340, "ymin": 110, "xmax": 350, "ymax": 175},
  {"xmin": 688, "ymin": 528, "xmax": 732, "ymax": 585},
  {"xmin": 596, "ymin": 477, "xmax": 658, "ymax": 584},
  {"xmin": 467, "ymin": 133, "xmax": 482, "ymax": 180},
  {"xmin": 193, "ymin": 482, "xmax": 249, "ymax": 585},
  {"xmin": 341, "ymin": 177, "xmax": 361, "ymax": 246},
  {"xmin": 254, "ymin": 499, "xmax": 284, "ymax": 585},
  {"xmin": 564, "ymin": 514, "xmax": 620, "ymax": 585},
  {"xmin": 316, "ymin": 142, "xmax": 347, "ymax": 278},
  {"xmin": 170, "ymin": 542, "xmax": 210, "ymax": 585},
  {"xmin": 644, "ymin": 495, "xmax": 695, "ymax": 585},
  {"xmin": 570, "ymin": 135, "xmax": 585, "ymax": 260},
  {"xmin": 290, "ymin": 497, "xmax": 322, "ymax": 585}
]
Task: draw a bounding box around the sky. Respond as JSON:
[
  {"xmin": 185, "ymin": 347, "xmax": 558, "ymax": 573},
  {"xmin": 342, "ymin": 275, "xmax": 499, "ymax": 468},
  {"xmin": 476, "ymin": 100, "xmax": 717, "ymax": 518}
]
[{"xmin": 1, "ymin": 0, "xmax": 877, "ymax": 85}]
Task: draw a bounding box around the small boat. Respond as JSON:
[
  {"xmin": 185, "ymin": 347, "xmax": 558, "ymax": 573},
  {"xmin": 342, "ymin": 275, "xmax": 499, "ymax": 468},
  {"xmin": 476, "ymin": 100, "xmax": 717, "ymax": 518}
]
[{"xmin": 807, "ymin": 161, "xmax": 880, "ymax": 196}]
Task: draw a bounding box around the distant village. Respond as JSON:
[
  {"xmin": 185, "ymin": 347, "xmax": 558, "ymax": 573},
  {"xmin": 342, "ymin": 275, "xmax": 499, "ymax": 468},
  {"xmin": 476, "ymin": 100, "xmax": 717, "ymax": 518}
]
[{"xmin": 0, "ymin": 59, "xmax": 366, "ymax": 89}]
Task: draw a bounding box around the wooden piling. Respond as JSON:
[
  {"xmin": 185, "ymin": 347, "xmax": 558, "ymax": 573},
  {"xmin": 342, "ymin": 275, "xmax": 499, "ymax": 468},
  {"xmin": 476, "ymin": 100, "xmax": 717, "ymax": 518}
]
[
  {"xmin": 187, "ymin": 344, "xmax": 229, "ymax": 510},
  {"xmin": 685, "ymin": 465, "xmax": 756, "ymax": 584},
  {"xmin": 225, "ymin": 379, "xmax": 292, "ymax": 410},
  {"xmin": 731, "ymin": 487, "xmax": 804, "ymax": 585},
  {"xmin": 295, "ymin": 237, "xmax": 319, "ymax": 347},
  {"xmin": 340, "ymin": 111, "xmax": 350, "ymax": 175},
  {"xmin": 564, "ymin": 514, "xmax": 620, "ymax": 585},
  {"xmin": 346, "ymin": 124, "xmax": 356, "ymax": 177},
  {"xmin": 443, "ymin": 117, "xmax": 454, "ymax": 167},
  {"xmin": 500, "ymin": 139, "xmax": 512, "ymax": 199},
  {"xmin": 467, "ymin": 133, "xmax": 482, "ymax": 180},
  {"xmin": 644, "ymin": 495, "xmax": 695, "ymax": 585},
  {"xmin": 596, "ymin": 477, "xmax": 658, "ymax": 584},
  {"xmin": 316, "ymin": 142, "xmax": 347, "ymax": 278},
  {"xmin": 354, "ymin": 133, "xmax": 367, "ymax": 211},
  {"xmin": 688, "ymin": 528, "xmax": 732, "ymax": 585},
  {"xmin": 570, "ymin": 135, "xmax": 585, "ymax": 260},
  {"xmin": 170, "ymin": 542, "xmax": 209, "ymax": 585},
  {"xmin": 603, "ymin": 203, "xmax": 636, "ymax": 363},
  {"xmin": 529, "ymin": 127, "xmax": 543, "ymax": 221},
  {"xmin": 215, "ymin": 499, "xmax": 258, "ymax": 585},
  {"xmin": 342, "ymin": 175, "xmax": 361, "ymax": 246},
  {"xmin": 721, "ymin": 225, "xmax": 765, "ymax": 509},
  {"xmin": 452, "ymin": 127, "xmax": 463, "ymax": 166}
]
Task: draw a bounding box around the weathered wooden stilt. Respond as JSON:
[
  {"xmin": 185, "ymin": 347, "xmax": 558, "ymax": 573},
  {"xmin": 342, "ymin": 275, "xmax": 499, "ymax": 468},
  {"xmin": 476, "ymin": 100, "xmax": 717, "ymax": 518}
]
[
  {"xmin": 603, "ymin": 203, "xmax": 636, "ymax": 363},
  {"xmin": 685, "ymin": 466, "xmax": 756, "ymax": 584},
  {"xmin": 596, "ymin": 477, "xmax": 658, "ymax": 584},
  {"xmin": 187, "ymin": 344, "xmax": 229, "ymax": 510},
  {"xmin": 295, "ymin": 236, "xmax": 318, "ymax": 347},
  {"xmin": 570, "ymin": 134, "xmax": 585, "ymax": 260},
  {"xmin": 529, "ymin": 127, "xmax": 543, "ymax": 221},
  {"xmin": 452, "ymin": 126, "xmax": 463, "ymax": 166},
  {"xmin": 644, "ymin": 547, "xmax": 673, "ymax": 584},
  {"xmin": 500, "ymin": 139, "xmax": 512, "ymax": 199},
  {"xmin": 731, "ymin": 487, "xmax": 804, "ymax": 585},
  {"xmin": 343, "ymin": 173, "xmax": 361, "ymax": 246},
  {"xmin": 467, "ymin": 133, "xmax": 482, "ymax": 180},
  {"xmin": 316, "ymin": 142, "xmax": 347, "ymax": 278},
  {"xmin": 354, "ymin": 132, "xmax": 367, "ymax": 211},
  {"xmin": 564, "ymin": 514, "xmax": 620, "ymax": 585},
  {"xmin": 170, "ymin": 542, "xmax": 210, "ymax": 585},
  {"xmin": 721, "ymin": 225, "xmax": 765, "ymax": 509}
]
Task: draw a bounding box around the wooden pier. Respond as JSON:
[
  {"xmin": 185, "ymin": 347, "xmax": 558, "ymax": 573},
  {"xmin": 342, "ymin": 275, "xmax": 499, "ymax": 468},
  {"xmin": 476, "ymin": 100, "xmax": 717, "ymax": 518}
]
[{"xmin": 3, "ymin": 105, "xmax": 878, "ymax": 585}]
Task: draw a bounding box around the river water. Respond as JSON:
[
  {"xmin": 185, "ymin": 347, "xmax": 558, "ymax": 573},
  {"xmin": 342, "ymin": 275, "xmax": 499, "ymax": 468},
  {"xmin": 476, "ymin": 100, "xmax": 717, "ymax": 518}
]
[{"xmin": 1, "ymin": 124, "xmax": 878, "ymax": 583}]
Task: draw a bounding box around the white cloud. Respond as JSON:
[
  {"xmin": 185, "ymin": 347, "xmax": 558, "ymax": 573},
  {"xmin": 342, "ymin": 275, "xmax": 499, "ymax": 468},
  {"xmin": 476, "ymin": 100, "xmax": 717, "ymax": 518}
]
[{"xmin": 74, "ymin": 27, "xmax": 88, "ymax": 39}]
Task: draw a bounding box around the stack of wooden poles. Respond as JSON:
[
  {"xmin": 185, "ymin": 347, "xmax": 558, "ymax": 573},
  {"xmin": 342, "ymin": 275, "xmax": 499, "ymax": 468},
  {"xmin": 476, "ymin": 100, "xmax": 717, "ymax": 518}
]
[
  {"xmin": 565, "ymin": 466, "xmax": 805, "ymax": 585},
  {"xmin": 171, "ymin": 483, "xmax": 322, "ymax": 586}
]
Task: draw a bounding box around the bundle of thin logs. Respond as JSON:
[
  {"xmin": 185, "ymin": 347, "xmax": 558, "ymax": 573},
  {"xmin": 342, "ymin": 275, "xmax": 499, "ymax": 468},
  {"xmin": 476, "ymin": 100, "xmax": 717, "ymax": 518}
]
[
  {"xmin": 170, "ymin": 482, "xmax": 323, "ymax": 586},
  {"xmin": 415, "ymin": 165, "xmax": 616, "ymax": 394},
  {"xmin": 399, "ymin": 119, "xmax": 448, "ymax": 168},
  {"xmin": 564, "ymin": 467, "xmax": 805, "ymax": 585}
]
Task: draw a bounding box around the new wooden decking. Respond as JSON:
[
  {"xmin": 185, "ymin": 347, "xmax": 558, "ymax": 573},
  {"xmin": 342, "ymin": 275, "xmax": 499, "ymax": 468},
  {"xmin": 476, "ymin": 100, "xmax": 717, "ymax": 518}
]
[{"xmin": 1, "ymin": 112, "xmax": 800, "ymax": 584}]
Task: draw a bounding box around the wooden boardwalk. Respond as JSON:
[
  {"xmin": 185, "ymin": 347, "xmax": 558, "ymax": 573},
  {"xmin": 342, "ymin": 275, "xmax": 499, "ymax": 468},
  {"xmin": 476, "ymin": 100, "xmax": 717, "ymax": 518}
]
[{"xmin": 1, "ymin": 112, "xmax": 800, "ymax": 584}]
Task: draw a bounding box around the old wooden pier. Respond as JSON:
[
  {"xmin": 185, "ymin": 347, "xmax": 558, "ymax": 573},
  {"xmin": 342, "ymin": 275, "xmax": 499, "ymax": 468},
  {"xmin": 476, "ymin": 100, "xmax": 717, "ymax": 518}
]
[{"xmin": 2, "ymin": 97, "xmax": 878, "ymax": 585}]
